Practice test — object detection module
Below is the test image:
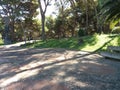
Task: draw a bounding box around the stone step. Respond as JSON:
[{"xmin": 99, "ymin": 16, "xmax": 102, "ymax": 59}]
[
  {"xmin": 100, "ymin": 51, "xmax": 120, "ymax": 60},
  {"xmin": 108, "ymin": 46, "xmax": 120, "ymax": 52}
]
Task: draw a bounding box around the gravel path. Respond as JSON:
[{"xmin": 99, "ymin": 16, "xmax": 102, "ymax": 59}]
[{"xmin": 0, "ymin": 46, "xmax": 120, "ymax": 90}]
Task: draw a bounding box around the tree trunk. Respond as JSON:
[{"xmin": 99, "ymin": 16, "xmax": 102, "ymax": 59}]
[
  {"xmin": 10, "ymin": 18, "xmax": 15, "ymax": 42},
  {"xmin": 3, "ymin": 17, "xmax": 11, "ymax": 44},
  {"xmin": 92, "ymin": 0, "xmax": 99, "ymax": 33},
  {"xmin": 41, "ymin": 14, "xmax": 46, "ymax": 41},
  {"xmin": 85, "ymin": 0, "xmax": 89, "ymax": 34},
  {"xmin": 38, "ymin": 0, "xmax": 48, "ymax": 41}
]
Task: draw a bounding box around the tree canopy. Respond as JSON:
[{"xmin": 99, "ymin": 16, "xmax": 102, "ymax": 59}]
[{"xmin": 0, "ymin": 0, "xmax": 120, "ymax": 44}]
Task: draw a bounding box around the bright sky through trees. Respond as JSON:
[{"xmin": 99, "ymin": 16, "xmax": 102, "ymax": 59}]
[{"xmin": 36, "ymin": 0, "xmax": 56, "ymax": 19}]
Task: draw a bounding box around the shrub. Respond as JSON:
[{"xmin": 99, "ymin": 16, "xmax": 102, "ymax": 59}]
[{"xmin": 78, "ymin": 28, "xmax": 86, "ymax": 37}]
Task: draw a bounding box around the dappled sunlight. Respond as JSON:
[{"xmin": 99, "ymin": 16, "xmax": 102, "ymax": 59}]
[
  {"xmin": 81, "ymin": 60, "xmax": 102, "ymax": 66},
  {"xmin": 19, "ymin": 55, "xmax": 62, "ymax": 71},
  {"xmin": 18, "ymin": 51, "xmax": 80, "ymax": 72},
  {"xmin": 72, "ymin": 80, "xmax": 90, "ymax": 88},
  {"xmin": 65, "ymin": 77, "xmax": 90, "ymax": 88},
  {"xmin": 78, "ymin": 63, "xmax": 116, "ymax": 75},
  {"xmin": 0, "ymin": 0, "xmax": 120, "ymax": 89},
  {"xmin": 19, "ymin": 60, "xmax": 42, "ymax": 71},
  {"xmin": 0, "ymin": 48, "xmax": 28, "ymax": 57},
  {"xmin": 1, "ymin": 56, "xmax": 18, "ymax": 59},
  {"xmin": 65, "ymin": 77, "xmax": 76, "ymax": 82},
  {"xmin": 43, "ymin": 65, "xmax": 55, "ymax": 70},
  {"xmin": 0, "ymin": 63, "xmax": 15, "ymax": 76},
  {"xmin": 19, "ymin": 58, "xmax": 56, "ymax": 71},
  {"xmin": 0, "ymin": 47, "xmax": 119, "ymax": 90},
  {"xmin": 4, "ymin": 80, "xmax": 70, "ymax": 90},
  {"xmin": 84, "ymin": 54, "xmax": 102, "ymax": 60},
  {"xmin": 77, "ymin": 51, "xmax": 89, "ymax": 55},
  {"xmin": 0, "ymin": 64, "xmax": 11, "ymax": 72},
  {"xmin": 56, "ymin": 54, "xmax": 66, "ymax": 60},
  {"xmin": 54, "ymin": 70, "xmax": 66, "ymax": 77},
  {"xmin": 0, "ymin": 68, "xmax": 40, "ymax": 87},
  {"xmin": 1, "ymin": 48, "xmax": 28, "ymax": 53},
  {"xmin": 0, "ymin": 48, "xmax": 80, "ymax": 88},
  {"xmin": 67, "ymin": 66, "xmax": 76, "ymax": 71},
  {"xmin": 79, "ymin": 66, "xmax": 88, "ymax": 72},
  {"xmin": 53, "ymin": 60, "xmax": 79, "ymax": 66}
]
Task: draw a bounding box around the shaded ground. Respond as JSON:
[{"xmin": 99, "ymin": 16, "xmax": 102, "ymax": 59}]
[{"xmin": 0, "ymin": 46, "xmax": 120, "ymax": 90}]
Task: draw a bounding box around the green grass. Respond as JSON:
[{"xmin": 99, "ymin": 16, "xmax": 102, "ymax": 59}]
[
  {"xmin": 0, "ymin": 39, "xmax": 3, "ymax": 45},
  {"xmin": 23, "ymin": 34, "xmax": 120, "ymax": 52},
  {"xmin": 0, "ymin": 34, "xmax": 3, "ymax": 45}
]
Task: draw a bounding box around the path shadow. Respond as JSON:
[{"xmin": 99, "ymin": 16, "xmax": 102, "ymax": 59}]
[{"xmin": 0, "ymin": 47, "xmax": 120, "ymax": 90}]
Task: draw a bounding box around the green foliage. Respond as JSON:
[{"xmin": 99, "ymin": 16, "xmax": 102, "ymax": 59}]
[
  {"xmin": 112, "ymin": 26, "xmax": 120, "ymax": 34},
  {"xmin": 0, "ymin": 34, "xmax": 3, "ymax": 45},
  {"xmin": 100, "ymin": 0, "xmax": 120, "ymax": 23},
  {"xmin": 0, "ymin": 19, "xmax": 4, "ymax": 33},
  {"xmin": 110, "ymin": 20, "xmax": 120, "ymax": 29},
  {"xmin": 46, "ymin": 16, "xmax": 55, "ymax": 30},
  {"xmin": 78, "ymin": 28, "xmax": 86, "ymax": 37},
  {"xmin": 0, "ymin": 0, "xmax": 39, "ymax": 42},
  {"xmin": 0, "ymin": 39, "xmax": 3, "ymax": 45},
  {"xmin": 22, "ymin": 34, "xmax": 120, "ymax": 52},
  {"xmin": 0, "ymin": 0, "xmax": 119, "ymax": 43}
]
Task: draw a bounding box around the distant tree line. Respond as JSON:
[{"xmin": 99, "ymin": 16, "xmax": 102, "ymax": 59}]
[{"xmin": 0, "ymin": 0, "xmax": 120, "ymax": 44}]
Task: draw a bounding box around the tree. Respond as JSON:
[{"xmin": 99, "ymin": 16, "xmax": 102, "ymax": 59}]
[
  {"xmin": 100, "ymin": 0, "xmax": 120, "ymax": 23},
  {"xmin": 54, "ymin": 0, "xmax": 79, "ymax": 37},
  {"xmin": 0, "ymin": 0, "xmax": 38, "ymax": 43},
  {"xmin": 38, "ymin": 0, "xmax": 52, "ymax": 41},
  {"xmin": 46, "ymin": 16, "xmax": 55, "ymax": 38},
  {"xmin": 66, "ymin": 0, "xmax": 99, "ymax": 35}
]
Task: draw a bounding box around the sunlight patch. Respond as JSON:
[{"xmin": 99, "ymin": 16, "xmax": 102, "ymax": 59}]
[
  {"xmin": 0, "ymin": 69, "xmax": 40, "ymax": 87},
  {"xmin": 81, "ymin": 60, "xmax": 102, "ymax": 65},
  {"xmin": 56, "ymin": 71, "xmax": 66, "ymax": 76},
  {"xmin": 65, "ymin": 77, "xmax": 90, "ymax": 87}
]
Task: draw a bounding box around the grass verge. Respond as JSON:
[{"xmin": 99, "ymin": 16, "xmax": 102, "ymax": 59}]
[
  {"xmin": 0, "ymin": 39, "xmax": 3, "ymax": 45},
  {"xmin": 22, "ymin": 34, "xmax": 120, "ymax": 52}
]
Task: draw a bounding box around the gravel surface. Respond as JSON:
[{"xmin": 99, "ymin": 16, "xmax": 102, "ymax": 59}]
[{"xmin": 0, "ymin": 46, "xmax": 120, "ymax": 90}]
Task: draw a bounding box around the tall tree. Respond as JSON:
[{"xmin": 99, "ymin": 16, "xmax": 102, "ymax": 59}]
[
  {"xmin": 0, "ymin": 0, "xmax": 38, "ymax": 43},
  {"xmin": 38, "ymin": 0, "xmax": 52, "ymax": 40}
]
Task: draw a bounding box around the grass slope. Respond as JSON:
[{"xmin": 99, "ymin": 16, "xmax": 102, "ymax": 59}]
[
  {"xmin": 0, "ymin": 39, "xmax": 3, "ymax": 45},
  {"xmin": 0, "ymin": 34, "xmax": 3, "ymax": 45},
  {"xmin": 24, "ymin": 34, "xmax": 120, "ymax": 52}
]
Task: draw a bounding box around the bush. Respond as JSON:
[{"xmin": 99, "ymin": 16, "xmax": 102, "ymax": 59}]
[{"xmin": 78, "ymin": 28, "xmax": 86, "ymax": 37}]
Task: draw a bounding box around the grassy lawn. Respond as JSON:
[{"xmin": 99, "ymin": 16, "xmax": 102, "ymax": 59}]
[
  {"xmin": 0, "ymin": 39, "xmax": 3, "ymax": 45},
  {"xmin": 0, "ymin": 40, "xmax": 3, "ymax": 45},
  {"xmin": 23, "ymin": 34, "xmax": 120, "ymax": 52},
  {"xmin": 0, "ymin": 34, "xmax": 3, "ymax": 45}
]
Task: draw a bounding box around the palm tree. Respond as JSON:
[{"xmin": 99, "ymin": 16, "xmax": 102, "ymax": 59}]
[{"xmin": 100, "ymin": 0, "xmax": 120, "ymax": 22}]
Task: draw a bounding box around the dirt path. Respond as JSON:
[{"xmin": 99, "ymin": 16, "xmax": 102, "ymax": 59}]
[{"xmin": 0, "ymin": 46, "xmax": 120, "ymax": 90}]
